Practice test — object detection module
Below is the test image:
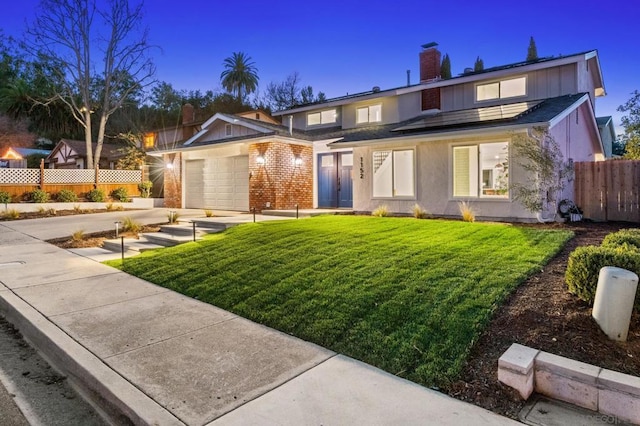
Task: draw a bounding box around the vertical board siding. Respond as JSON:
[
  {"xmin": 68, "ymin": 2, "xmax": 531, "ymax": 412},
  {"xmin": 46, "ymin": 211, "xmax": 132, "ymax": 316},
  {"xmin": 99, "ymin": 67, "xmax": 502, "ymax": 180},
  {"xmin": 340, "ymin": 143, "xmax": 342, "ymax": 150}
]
[{"xmin": 575, "ymin": 160, "xmax": 640, "ymax": 223}]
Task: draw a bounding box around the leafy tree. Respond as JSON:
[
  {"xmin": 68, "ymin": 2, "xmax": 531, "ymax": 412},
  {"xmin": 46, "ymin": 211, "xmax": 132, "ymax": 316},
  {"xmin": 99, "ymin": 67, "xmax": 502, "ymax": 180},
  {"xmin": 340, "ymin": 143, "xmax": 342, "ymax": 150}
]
[
  {"xmin": 510, "ymin": 127, "xmax": 573, "ymax": 219},
  {"xmin": 220, "ymin": 52, "xmax": 259, "ymax": 102},
  {"xmin": 618, "ymin": 90, "xmax": 640, "ymax": 159},
  {"xmin": 474, "ymin": 56, "xmax": 484, "ymax": 72},
  {"xmin": 526, "ymin": 36, "xmax": 539, "ymax": 61},
  {"xmin": 612, "ymin": 138, "xmax": 626, "ymax": 156},
  {"xmin": 440, "ymin": 53, "xmax": 452, "ymax": 79},
  {"xmin": 25, "ymin": 0, "xmax": 156, "ymax": 169}
]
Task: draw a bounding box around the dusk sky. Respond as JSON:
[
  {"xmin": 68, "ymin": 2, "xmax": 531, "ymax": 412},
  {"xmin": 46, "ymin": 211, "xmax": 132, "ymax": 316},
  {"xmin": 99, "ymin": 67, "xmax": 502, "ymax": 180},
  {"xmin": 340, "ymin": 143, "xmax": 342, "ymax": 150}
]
[{"xmin": 1, "ymin": 0, "xmax": 637, "ymax": 133}]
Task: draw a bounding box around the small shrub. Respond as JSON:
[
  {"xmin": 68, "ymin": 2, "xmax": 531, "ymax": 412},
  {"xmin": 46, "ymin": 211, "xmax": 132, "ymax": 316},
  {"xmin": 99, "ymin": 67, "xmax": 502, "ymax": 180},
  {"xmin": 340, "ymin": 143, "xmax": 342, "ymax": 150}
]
[
  {"xmin": 71, "ymin": 229, "xmax": 85, "ymax": 243},
  {"xmin": 458, "ymin": 201, "xmax": 476, "ymax": 222},
  {"xmin": 57, "ymin": 189, "xmax": 78, "ymax": 203},
  {"xmin": 138, "ymin": 181, "xmax": 153, "ymax": 198},
  {"xmin": 30, "ymin": 189, "xmax": 50, "ymax": 203},
  {"xmin": 565, "ymin": 245, "xmax": 640, "ymax": 310},
  {"xmin": 204, "ymin": 209, "xmax": 214, "ymax": 218},
  {"xmin": 411, "ymin": 203, "xmax": 430, "ymax": 219},
  {"xmin": 122, "ymin": 216, "xmax": 141, "ymax": 233},
  {"xmin": 106, "ymin": 202, "xmax": 115, "ymax": 211},
  {"xmin": 111, "ymin": 187, "xmax": 130, "ymax": 202},
  {"xmin": 602, "ymin": 229, "xmax": 640, "ymax": 251},
  {"xmin": 371, "ymin": 205, "xmax": 389, "ymax": 217},
  {"xmin": 168, "ymin": 211, "xmax": 180, "ymax": 224},
  {"xmin": 37, "ymin": 206, "xmax": 47, "ymax": 214},
  {"xmin": 86, "ymin": 189, "xmax": 106, "ymax": 202},
  {"xmin": 47, "ymin": 208, "xmax": 57, "ymax": 216},
  {"xmin": 1, "ymin": 209, "xmax": 20, "ymax": 220},
  {"xmin": 73, "ymin": 204, "xmax": 82, "ymax": 213},
  {"xmin": 0, "ymin": 191, "xmax": 11, "ymax": 204}
]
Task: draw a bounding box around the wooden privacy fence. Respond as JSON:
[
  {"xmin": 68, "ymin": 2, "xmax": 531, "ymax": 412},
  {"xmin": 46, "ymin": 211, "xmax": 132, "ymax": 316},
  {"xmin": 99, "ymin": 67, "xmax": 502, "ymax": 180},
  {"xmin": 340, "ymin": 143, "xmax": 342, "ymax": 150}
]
[
  {"xmin": 0, "ymin": 167, "xmax": 143, "ymax": 200},
  {"xmin": 574, "ymin": 160, "xmax": 640, "ymax": 222}
]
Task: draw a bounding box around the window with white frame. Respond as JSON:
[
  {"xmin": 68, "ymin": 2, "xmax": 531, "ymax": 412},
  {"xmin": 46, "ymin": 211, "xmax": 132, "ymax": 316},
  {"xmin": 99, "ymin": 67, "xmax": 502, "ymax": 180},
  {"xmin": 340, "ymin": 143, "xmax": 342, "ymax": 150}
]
[
  {"xmin": 307, "ymin": 109, "xmax": 337, "ymax": 126},
  {"xmin": 453, "ymin": 142, "xmax": 509, "ymax": 198},
  {"xmin": 476, "ymin": 77, "xmax": 526, "ymax": 102},
  {"xmin": 373, "ymin": 149, "xmax": 415, "ymax": 198},
  {"xmin": 356, "ymin": 104, "xmax": 382, "ymax": 124}
]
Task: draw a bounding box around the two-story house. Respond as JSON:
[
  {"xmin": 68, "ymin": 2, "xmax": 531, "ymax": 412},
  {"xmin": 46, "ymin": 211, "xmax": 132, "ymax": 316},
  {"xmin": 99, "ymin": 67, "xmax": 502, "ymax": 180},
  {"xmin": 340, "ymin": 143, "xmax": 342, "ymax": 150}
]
[{"xmin": 155, "ymin": 42, "xmax": 608, "ymax": 221}]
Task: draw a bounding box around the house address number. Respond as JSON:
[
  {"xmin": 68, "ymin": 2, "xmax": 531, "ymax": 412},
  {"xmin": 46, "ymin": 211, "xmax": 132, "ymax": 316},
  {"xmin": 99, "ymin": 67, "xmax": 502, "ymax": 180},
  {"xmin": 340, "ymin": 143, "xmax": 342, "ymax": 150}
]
[{"xmin": 359, "ymin": 157, "xmax": 364, "ymax": 179}]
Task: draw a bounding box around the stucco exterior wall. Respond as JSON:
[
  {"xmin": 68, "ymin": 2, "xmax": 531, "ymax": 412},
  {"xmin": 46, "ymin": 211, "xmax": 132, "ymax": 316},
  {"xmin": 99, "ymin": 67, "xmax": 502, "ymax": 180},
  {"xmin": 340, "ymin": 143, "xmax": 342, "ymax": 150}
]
[
  {"xmin": 352, "ymin": 134, "xmax": 537, "ymax": 221},
  {"xmin": 440, "ymin": 64, "xmax": 578, "ymax": 111}
]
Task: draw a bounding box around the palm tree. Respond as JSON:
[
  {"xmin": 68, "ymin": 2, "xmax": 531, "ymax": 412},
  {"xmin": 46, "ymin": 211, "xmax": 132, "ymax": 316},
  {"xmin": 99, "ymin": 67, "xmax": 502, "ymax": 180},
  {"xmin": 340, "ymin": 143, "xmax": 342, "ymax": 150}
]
[{"xmin": 220, "ymin": 52, "xmax": 259, "ymax": 102}]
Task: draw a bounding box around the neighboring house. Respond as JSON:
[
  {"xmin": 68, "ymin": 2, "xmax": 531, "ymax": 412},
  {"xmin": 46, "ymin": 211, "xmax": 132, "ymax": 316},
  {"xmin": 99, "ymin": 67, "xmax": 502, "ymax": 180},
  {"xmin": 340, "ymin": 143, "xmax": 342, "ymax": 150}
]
[
  {"xmin": 0, "ymin": 147, "xmax": 51, "ymax": 168},
  {"xmin": 155, "ymin": 43, "xmax": 608, "ymax": 221},
  {"xmin": 596, "ymin": 116, "xmax": 617, "ymax": 158},
  {"xmin": 46, "ymin": 139, "xmax": 125, "ymax": 169}
]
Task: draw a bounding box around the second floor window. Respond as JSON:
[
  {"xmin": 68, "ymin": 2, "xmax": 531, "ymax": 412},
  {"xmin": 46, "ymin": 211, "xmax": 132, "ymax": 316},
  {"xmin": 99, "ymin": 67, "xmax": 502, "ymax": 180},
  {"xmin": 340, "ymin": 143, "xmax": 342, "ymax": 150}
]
[
  {"xmin": 225, "ymin": 124, "xmax": 232, "ymax": 136},
  {"xmin": 307, "ymin": 109, "xmax": 337, "ymax": 126},
  {"xmin": 356, "ymin": 104, "xmax": 382, "ymax": 124},
  {"xmin": 143, "ymin": 133, "xmax": 155, "ymax": 149},
  {"xmin": 476, "ymin": 77, "xmax": 526, "ymax": 102}
]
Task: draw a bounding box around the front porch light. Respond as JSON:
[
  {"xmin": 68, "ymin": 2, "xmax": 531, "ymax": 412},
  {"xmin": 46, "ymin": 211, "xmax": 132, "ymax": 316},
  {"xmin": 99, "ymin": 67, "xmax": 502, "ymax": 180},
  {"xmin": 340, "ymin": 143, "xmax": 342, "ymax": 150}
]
[
  {"xmin": 294, "ymin": 156, "xmax": 303, "ymax": 166},
  {"xmin": 256, "ymin": 155, "xmax": 265, "ymax": 165},
  {"xmin": 166, "ymin": 163, "xmax": 174, "ymax": 169}
]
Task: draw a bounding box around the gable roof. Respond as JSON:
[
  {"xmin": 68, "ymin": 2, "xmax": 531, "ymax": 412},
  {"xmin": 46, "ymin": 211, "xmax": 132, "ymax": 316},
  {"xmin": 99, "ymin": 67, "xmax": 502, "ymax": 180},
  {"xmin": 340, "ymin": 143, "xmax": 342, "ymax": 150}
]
[
  {"xmin": 46, "ymin": 139, "xmax": 126, "ymax": 161},
  {"xmin": 183, "ymin": 113, "xmax": 313, "ymax": 147},
  {"xmin": 274, "ymin": 50, "xmax": 605, "ymax": 116}
]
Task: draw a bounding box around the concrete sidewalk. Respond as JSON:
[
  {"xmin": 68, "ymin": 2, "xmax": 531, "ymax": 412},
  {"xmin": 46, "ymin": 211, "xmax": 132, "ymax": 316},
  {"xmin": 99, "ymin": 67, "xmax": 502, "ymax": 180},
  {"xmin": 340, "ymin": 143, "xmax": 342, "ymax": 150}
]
[{"xmin": 0, "ymin": 216, "xmax": 520, "ymax": 425}]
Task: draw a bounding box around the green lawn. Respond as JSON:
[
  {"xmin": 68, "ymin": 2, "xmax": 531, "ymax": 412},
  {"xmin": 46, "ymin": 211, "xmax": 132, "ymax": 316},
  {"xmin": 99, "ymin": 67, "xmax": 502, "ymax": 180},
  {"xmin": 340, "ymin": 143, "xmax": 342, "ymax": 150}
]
[{"xmin": 107, "ymin": 216, "xmax": 571, "ymax": 387}]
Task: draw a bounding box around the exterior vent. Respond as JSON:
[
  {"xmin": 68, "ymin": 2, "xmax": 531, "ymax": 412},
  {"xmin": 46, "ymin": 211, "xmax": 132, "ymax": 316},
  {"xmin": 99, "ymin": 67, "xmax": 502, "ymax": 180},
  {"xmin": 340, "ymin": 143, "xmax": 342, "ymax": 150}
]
[{"xmin": 372, "ymin": 86, "xmax": 381, "ymax": 93}]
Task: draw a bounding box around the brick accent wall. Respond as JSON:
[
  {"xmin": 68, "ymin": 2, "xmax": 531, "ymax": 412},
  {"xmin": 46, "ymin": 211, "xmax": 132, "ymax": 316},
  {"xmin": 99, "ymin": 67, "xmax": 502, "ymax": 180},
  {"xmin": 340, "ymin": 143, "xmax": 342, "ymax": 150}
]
[
  {"xmin": 249, "ymin": 142, "xmax": 313, "ymax": 212},
  {"xmin": 422, "ymin": 87, "xmax": 441, "ymax": 111},
  {"xmin": 163, "ymin": 152, "xmax": 182, "ymax": 208}
]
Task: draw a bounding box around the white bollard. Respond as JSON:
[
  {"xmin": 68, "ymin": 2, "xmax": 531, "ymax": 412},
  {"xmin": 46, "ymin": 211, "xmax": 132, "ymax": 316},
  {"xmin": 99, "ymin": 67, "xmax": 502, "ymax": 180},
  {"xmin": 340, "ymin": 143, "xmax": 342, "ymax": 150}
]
[{"xmin": 592, "ymin": 267, "xmax": 638, "ymax": 342}]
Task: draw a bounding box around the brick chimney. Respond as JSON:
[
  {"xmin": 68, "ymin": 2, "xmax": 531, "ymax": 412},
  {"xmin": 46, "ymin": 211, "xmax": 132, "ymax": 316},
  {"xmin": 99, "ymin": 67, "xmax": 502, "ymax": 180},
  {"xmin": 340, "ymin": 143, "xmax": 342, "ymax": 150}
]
[
  {"xmin": 182, "ymin": 103, "xmax": 195, "ymax": 125},
  {"xmin": 419, "ymin": 42, "xmax": 441, "ymax": 111}
]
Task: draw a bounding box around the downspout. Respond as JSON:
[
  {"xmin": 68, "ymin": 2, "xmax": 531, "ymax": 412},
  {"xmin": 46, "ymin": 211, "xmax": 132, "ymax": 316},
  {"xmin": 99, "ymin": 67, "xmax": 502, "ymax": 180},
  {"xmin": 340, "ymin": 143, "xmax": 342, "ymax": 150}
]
[{"xmin": 288, "ymin": 115, "xmax": 293, "ymax": 136}]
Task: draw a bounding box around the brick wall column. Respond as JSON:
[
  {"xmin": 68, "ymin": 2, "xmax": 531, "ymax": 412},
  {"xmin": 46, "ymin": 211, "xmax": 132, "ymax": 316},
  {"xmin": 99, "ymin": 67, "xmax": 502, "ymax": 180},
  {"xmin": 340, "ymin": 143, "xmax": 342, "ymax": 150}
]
[
  {"xmin": 249, "ymin": 142, "xmax": 313, "ymax": 212},
  {"xmin": 163, "ymin": 152, "xmax": 182, "ymax": 208}
]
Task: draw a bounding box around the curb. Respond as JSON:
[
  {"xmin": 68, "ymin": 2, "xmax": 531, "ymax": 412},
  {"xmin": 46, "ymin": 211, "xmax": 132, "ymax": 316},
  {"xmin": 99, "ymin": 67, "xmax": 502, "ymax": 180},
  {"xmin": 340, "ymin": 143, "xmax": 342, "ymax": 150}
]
[{"xmin": 0, "ymin": 290, "xmax": 184, "ymax": 426}]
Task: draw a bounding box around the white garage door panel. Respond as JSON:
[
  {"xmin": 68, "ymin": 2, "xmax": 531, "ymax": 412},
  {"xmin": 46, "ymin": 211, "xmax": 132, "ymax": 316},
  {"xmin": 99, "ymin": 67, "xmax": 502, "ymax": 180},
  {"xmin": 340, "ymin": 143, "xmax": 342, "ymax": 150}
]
[{"xmin": 201, "ymin": 156, "xmax": 249, "ymax": 211}]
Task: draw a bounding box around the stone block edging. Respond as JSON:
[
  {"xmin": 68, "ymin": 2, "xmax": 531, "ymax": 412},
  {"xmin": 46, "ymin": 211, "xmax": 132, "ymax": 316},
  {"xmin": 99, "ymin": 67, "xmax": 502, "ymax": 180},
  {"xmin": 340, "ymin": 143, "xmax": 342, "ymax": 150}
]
[{"xmin": 498, "ymin": 343, "xmax": 640, "ymax": 425}]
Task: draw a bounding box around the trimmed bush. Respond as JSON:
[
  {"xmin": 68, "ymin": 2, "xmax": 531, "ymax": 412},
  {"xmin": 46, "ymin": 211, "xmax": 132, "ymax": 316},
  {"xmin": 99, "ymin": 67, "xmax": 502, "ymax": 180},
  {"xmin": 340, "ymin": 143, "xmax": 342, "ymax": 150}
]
[
  {"xmin": 111, "ymin": 187, "xmax": 130, "ymax": 202},
  {"xmin": 57, "ymin": 189, "xmax": 78, "ymax": 203},
  {"xmin": 86, "ymin": 189, "xmax": 106, "ymax": 202},
  {"xmin": 138, "ymin": 181, "xmax": 152, "ymax": 198},
  {"xmin": 602, "ymin": 228, "xmax": 640, "ymax": 251},
  {"xmin": 565, "ymin": 245, "xmax": 640, "ymax": 310},
  {"xmin": 0, "ymin": 191, "xmax": 11, "ymax": 204},
  {"xmin": 30, "ymin": 189, "xmax": 50, "ymax": 203}
]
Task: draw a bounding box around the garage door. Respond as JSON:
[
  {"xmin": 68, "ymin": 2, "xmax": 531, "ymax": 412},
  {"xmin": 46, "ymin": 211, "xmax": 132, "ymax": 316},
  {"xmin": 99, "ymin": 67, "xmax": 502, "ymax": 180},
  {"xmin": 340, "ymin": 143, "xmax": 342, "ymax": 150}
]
[{"xmin": 185, "ymin": 157, "xmax": 249, "ymax": 210}]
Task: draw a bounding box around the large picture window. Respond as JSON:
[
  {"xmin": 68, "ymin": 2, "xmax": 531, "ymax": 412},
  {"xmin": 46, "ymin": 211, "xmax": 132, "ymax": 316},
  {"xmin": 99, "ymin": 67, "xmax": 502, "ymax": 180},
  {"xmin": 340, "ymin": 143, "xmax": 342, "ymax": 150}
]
[
  {"xmin": 453, "ymin": 142, "xmax": 509, "ymax": 198},
  {"xmin": 476, "ymin": 77, "xmax": 526, "ymax": 101},
  {"xmin": 373, "ymin": 149, "xmax": 415, "ymax": 198}
]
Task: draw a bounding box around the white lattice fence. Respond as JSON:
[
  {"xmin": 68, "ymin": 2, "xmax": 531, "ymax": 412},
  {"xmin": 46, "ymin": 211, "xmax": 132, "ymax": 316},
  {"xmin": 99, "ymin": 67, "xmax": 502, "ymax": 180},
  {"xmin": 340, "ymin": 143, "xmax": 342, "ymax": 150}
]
[
  {"xmin": 98, "ymin": 169, "xmax": 142, "ymax": 183},
  {"xmin": 0, "ymin": 168, "xmax": 40, "ymax": 184},
  {"xmin": 43, "ymin": 169, "xmax": 95, "ymax": 184}
]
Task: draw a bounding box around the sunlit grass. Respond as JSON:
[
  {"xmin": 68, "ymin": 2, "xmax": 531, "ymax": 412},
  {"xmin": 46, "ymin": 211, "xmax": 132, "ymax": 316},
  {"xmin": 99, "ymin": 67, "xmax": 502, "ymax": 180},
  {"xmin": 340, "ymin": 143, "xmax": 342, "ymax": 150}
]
[{"xmin": 107, "ymin": 216, "xmax": 571, "ymax": 387}]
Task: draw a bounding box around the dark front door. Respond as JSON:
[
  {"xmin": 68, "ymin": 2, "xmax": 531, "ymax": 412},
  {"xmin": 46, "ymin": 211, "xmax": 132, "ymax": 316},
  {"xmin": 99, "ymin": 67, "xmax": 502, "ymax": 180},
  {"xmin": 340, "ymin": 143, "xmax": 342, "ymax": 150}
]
[{"xmin": 318, "ymin": 152, "xmax": 353, "ymax": 208}]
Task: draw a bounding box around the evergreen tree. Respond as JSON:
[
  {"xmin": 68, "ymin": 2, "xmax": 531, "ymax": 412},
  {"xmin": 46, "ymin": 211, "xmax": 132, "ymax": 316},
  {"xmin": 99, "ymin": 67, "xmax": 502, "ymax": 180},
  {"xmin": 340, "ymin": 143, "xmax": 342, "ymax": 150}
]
[
  {"xmin": 474, "ymin": 56, "xmax": 484, "ymax": 72},
  {"xmin": 526, "ymin": 36, "xmax": 539, "ymax": 61},
  {"xmin": 440, "ymin": 54, "xmax": 452, "ymax": 79}
]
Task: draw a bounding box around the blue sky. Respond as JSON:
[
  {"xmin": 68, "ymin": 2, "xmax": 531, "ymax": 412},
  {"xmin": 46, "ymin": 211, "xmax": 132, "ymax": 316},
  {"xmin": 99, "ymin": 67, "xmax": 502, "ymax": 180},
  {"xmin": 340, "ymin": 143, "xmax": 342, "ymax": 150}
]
[{"xmin": 2, "ymin": 0, "xmax": 637, "ymax": 132}]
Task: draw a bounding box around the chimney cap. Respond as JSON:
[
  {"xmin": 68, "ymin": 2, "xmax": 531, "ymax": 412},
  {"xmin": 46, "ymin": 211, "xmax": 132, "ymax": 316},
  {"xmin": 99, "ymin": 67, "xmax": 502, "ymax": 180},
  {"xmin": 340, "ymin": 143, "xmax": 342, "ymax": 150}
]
[{"xmin": 421, "ymin": 42, "xmax": 438, "ymax": 49}]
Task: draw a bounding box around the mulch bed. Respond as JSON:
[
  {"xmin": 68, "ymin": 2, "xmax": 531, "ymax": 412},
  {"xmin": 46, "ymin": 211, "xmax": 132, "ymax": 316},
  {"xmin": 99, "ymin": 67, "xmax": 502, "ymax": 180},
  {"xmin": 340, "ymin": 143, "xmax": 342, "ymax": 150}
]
[
  {"xmin": 445, "ymin": 221, "xmax": 640, "ymax": 419},
  {"xmin": 47, "ymin": 225, "xmax": 162, "ymax": 249}
]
